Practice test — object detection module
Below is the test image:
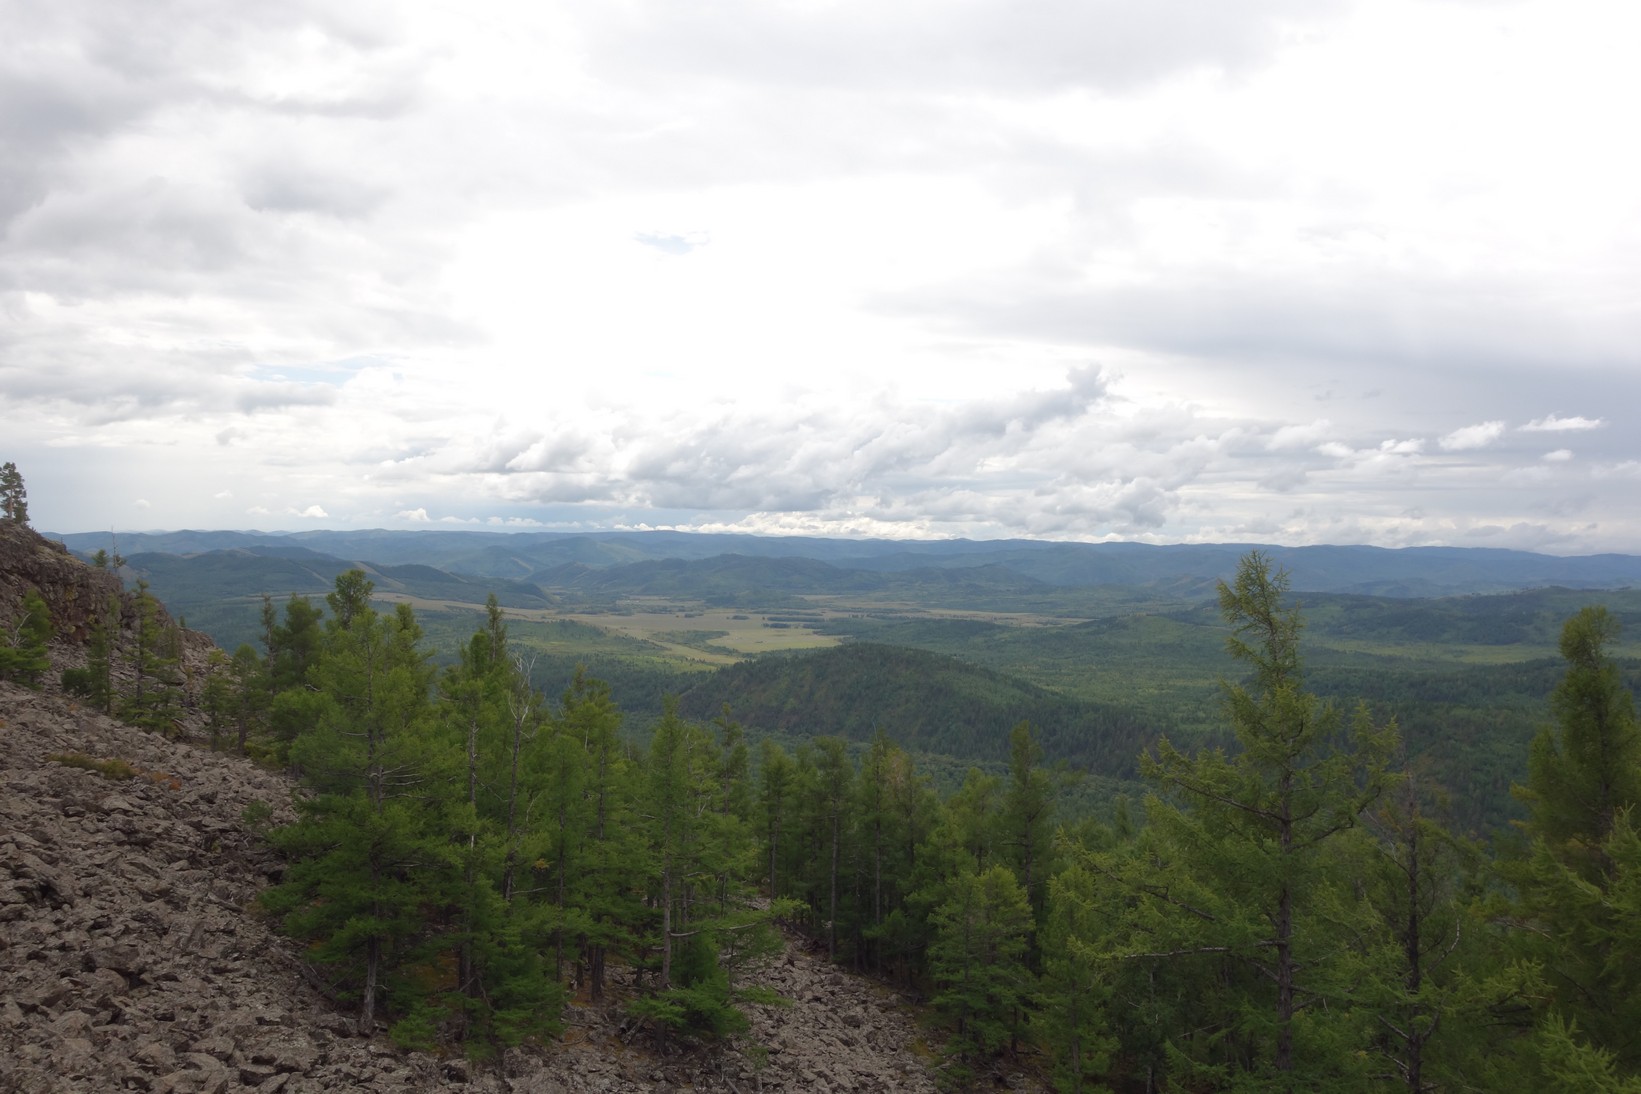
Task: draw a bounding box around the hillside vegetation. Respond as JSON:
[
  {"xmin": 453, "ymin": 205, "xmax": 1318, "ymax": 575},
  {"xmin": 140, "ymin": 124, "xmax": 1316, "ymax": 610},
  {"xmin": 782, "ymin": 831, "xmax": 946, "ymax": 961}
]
[{"xmin": 15, "ymin": 507, "xmax": 1641, "ymax": 1091}]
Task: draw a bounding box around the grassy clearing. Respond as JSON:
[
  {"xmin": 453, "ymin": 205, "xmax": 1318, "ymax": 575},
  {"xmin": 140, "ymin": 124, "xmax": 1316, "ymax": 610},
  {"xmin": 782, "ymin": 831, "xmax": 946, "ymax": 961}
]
[
  {"xmin": 48, "ymin": 752, "xmax": 137, "ymax": 780},
  {"xmin": 567, "ymin": 606, "xmax": 840, "ymax": 660}
]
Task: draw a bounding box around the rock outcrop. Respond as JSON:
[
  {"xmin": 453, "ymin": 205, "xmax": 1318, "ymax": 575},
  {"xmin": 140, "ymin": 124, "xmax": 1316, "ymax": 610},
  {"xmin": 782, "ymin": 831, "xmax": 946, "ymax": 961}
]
[{"xmin": 0, "ymin": 522, "xmax": 126, "ymax": 643}]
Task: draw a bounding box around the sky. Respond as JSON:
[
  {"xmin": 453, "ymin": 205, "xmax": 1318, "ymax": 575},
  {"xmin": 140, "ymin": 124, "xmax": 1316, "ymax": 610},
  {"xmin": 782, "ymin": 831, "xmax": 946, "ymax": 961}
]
[{"xmin": 4, "ymin": 0, "xmax": 1639, "ymax": 553}]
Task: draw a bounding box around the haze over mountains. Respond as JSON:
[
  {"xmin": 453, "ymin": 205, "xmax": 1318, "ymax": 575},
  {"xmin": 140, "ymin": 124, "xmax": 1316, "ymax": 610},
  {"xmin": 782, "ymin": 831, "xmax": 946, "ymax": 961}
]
[
  {"xmin": 46, "ymin": 525, "xmax": 1641, "ymax": 837},
  {"xmin": 50, "ymin": 528, "xmax": 1641, "ymax": 602}
]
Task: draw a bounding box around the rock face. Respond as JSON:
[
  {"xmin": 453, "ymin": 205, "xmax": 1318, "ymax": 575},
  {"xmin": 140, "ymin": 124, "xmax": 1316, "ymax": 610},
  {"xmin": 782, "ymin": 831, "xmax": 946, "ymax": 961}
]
[
  {"xmin": 0, "ymin": 683, "xmax": 961, "ymax": 1092},
  {"xmin": 0, "ymin": 522, "xmax": 127, "ymax": 643}
]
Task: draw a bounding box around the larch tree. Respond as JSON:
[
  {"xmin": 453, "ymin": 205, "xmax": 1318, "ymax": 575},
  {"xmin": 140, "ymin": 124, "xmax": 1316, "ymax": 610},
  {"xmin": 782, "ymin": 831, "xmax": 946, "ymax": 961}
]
[
  {"xmin": 929, "ymin": 863, "xmax": 1035, "ymax": 1075},
  {"xmin": 263, "ymin": 574, "xmax": 458, "ymax": 1041},
  {"xmin": 1506, "ymin": 605, "xmax": 1641, "ymax": 1072},
  {"xmin": 0, "ymin": 588, "xmax": 51, "ymax": 686},
  {"xmin": 1131, "ymin": 551, "xmax": 1398, "ymax": 1090}
]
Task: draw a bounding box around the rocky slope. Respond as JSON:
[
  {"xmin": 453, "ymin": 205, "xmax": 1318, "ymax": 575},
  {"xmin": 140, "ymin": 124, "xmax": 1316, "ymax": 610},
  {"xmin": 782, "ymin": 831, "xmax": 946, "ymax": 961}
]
[
  {"xmin": 0, "ymin": 682, "xmax": 959, "ymax": 1092},
  {"xmin": 0, "ymin": 516, "xmax": 1061, "ymax": 1093},
  {"xmin": 0, "ymin": 516, "xmax": 982, "ymax": 1092}
]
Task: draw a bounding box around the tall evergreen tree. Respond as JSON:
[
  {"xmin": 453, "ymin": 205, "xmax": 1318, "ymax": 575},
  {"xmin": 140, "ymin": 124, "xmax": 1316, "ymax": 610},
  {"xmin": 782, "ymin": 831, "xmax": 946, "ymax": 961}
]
[
  {"xmin": 1001, "ymin": 721, "xmax": 1055, "ymax": 952},
  {"xmin": 265, "ymin": 593, "xmax": 326, "ymax": 756},
  {"xmin": 202, "ymin": 643, "xmax": 269, "ymax": 753},
  {"xmin": 1119, "ymin": 552, "xmax": 1397, "ymax": 1089},
  {"xmin": 123, "ymin": 580, "xmax": 184, "ymax": 734},
  {"xmin": 263, "ymin": 575, "xmax": 458, "ymax": 1039},
  {"xmin": 558, "ymin": 668, "xmax": 642, "ymax": 1002},
  {"xmin": 0, "ymin": 588, "xmax": 51, "ymax": 686},
  {"xmin": 1506, "ymin": 605, "xmax": 1641, "ymax": 1071},
  {"xmin": 0, "ymin": 462, "xmax": 27, "ymax": 524},
  {"xmin": 929, "ymin": 864, "xmax": 1035, "ymax": 1076}
]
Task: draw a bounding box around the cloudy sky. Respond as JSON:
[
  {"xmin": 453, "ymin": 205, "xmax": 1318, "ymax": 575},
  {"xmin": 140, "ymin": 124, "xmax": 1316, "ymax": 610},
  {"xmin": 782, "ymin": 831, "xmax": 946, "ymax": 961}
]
[{"xmin": 4, "ymin": 0, "xmax": 1639, "ymax": 552}]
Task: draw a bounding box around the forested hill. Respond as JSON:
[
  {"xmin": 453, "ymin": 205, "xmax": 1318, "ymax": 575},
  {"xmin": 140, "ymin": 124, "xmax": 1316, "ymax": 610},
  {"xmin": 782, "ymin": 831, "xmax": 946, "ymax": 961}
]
[
  {"xmin": 51, "ymin": 527, "xmax": 1641, "ymax": 596},
  {"xmin": 675, "ymin": 642, "xmax": 1167, "ymax": 777}
]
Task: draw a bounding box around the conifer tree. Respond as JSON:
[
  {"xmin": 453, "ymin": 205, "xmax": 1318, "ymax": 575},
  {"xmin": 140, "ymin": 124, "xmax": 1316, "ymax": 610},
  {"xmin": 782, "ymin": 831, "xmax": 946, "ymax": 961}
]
[
  {"xmin": 264, "ymin": 574, "xmax": 459, "ymax": 1039},
  {"xmin": 0, "ymin": 588, "xmax": 51, "ymax": 686},
  {"xmin": 929, "ymin": 864, "xmax": 1034, "ymax": 1075},
  {"xmin": 1506, "ymin": 606, "xmax": 1641, "ymax": 1072},
  {"xmin": 1121, "ymin": 552, "xmax": 1397, "ymax": 1089},
  {"xmin": 1345, "ymin": 769, "xmax": 1492, "ymax": 1093},
  {"xmin": 633, "ymin": 701, "xmax": 773, "ymax": 1040},
  {"xmin": 757, "ymin": 739, "xmax": 796, "ymax": 902},
  {"xmin": 124, "ymin": 580, "xmax": 184, "ymax": 734},
  {"xmin": 202, "ymin": 644, "xmax": 269, "ymax": 752},
  {"xmin": 1040, "ymin": 860, "xmax": 1120, "ymax": 1094},
  {"xmin": 265, "ymin": 593, "xmax": 326, "ymax": 756},
  {"xmin": 558, "ymin": 668, "xmax": 642, "ymax": 1001},
  {"xmin": 0, "ymin": 462, "xmax": 27, "ymax": 525},
  {"xmin": 1001, "ymin": 720, "xmax": 1054, "ymax": 954},
  {"xmin": 76, "ymin": 592, "xmax": 120, "ymax": 713},
  {"xmin": 811, "ymin": 735, "xmax": 853, "ymax": 961}
]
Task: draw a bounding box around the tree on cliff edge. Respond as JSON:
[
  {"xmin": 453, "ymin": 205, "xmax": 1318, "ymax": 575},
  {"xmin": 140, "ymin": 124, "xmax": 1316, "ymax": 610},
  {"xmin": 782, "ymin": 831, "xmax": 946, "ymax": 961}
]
[{"xmin": 0, "ymin": 462, "xmax": 27, "ymax": 525}]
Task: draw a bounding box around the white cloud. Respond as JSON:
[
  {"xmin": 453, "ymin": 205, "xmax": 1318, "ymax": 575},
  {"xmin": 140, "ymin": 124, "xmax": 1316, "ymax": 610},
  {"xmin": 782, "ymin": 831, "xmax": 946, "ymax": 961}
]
[
  {"xmin": 1522, "ymin": 414, "xmax": 1604, "ymax": 432},
  {"xmin": 1439, "ymin": 421, "xmax": 1507, "ymax": 452},
  {"xmin": 4, "ymin": 0, "xmax": 1641, "ymax": 552},
  {"xmin": 1542, "ymin": 449, "xmax": 1574, "ymax": 462}
]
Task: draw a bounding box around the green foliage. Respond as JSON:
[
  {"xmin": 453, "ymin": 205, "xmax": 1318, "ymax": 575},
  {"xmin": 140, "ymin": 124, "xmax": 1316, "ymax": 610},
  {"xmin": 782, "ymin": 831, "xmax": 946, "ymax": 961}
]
[
  {"xmin": 1088, "ymin": 553, "xmax": 1398, "ymax": 1089},
  {"xmin": 928, "ymin": 864, "xmax": 1034, "ymax": 1062},
  {"xmin": 48, "ymin": 751, "xmax": 137, "ymax": 780},
  {"xmin": 203, "ymin": 643, "xmax": 269, "ymax": 753},
  {"xmin": 122, "ymin": 581, "xmax": 185, "ymax": 734},
  {"xmin": 1040, "ymin": 857, "xmax": 1126, "ymax": 1094},
  {"xmin": 0, "ymin": 588, "xmax": 51, "ymax": 686},
  {"xmin": 0, "ymin": 462, "xmax": 27, "ymax": 525},
  {"xmin": 677, "ymin": 642, "xmax": 1160, "ymax": 779},
  {"xmin": 1505, "ymin": 606, "xmax": 1641, "ymax": 1072},
  {"xmin": 263, "ymin": 573, "xmax": 460, "ymax": 1036},
  {"xmin": 210, "ymin": 546, "xmax": 1641, "ymax": 1091},
  {"xmin": 67, "ymin": 593, "xmax": 121, "ymax": 714}
]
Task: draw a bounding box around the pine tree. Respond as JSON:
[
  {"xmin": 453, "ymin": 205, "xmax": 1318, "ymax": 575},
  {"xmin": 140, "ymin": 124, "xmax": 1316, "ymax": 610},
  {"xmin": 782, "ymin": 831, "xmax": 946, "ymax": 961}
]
[
  {"xmin": 123, "ymin": 580, "xmax": 184, "ymax": 734},
  {"xmin": 929, "ymin": 864, "xmax": 1034, "ymax": 1073},
  {"xmin": 0, "ymin": 462, "xmax": 27, "ymax": 525},
  {"xmin": 203, "ymin": 646, "xmax": 269, "ymax": 752},
  {"xmin": 558, "ymin": 668, "xmax": 643, "ymax": 1002},
  {"xmin": 265, "ymin": 593, "xmax": 326, "ymax": 757},
  {"xmin": 1348, "ymin": 769, "xmax": 1490, "ymax": 1092},
  {"xmin": 263, "ymin": 576, "xmax": 458, "ymax": 1039},
  {"xmin": 1001, "ymin": 720, "xmax": 1054, "ymax": 955},
  {"xmin": 812, "ymin": 735, "xmax": 853, "ymax": 962},
  {"xmin": 1040, "ymin": 861, "xmax": 1120, "ymax": 1094},
  {"xmin": 1506, "ymin": 605, "xmax": 1641, "ymax": 1071},
  {"xmin": 435, "ymin": 603, "xmax": 563, "ymax": 1051},
  {"xmin": 632, "ymin": 701, "xmax": 773, "ymax": 1041},
  {"xmin": 0, "ymin": 588, "xmax": 51, "ymax": 686},
  {"xmin": 76, "ymin": 592, "xmax": 120, "ymax": 713},
  {"xmin": 1125, "ymin": 551, "xmax": 1397, "ymax": 1089},
  {"xmin": 757, "ymin": 739, "xmax": 796, "ymax": 903}
]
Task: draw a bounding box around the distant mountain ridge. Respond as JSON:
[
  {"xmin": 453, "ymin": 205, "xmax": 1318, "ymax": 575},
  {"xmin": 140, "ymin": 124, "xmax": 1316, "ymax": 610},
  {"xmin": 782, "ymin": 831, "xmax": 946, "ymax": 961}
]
[{"xmin": 47, "ymin": 529, "xmax": 1641, "ymax": 596}]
